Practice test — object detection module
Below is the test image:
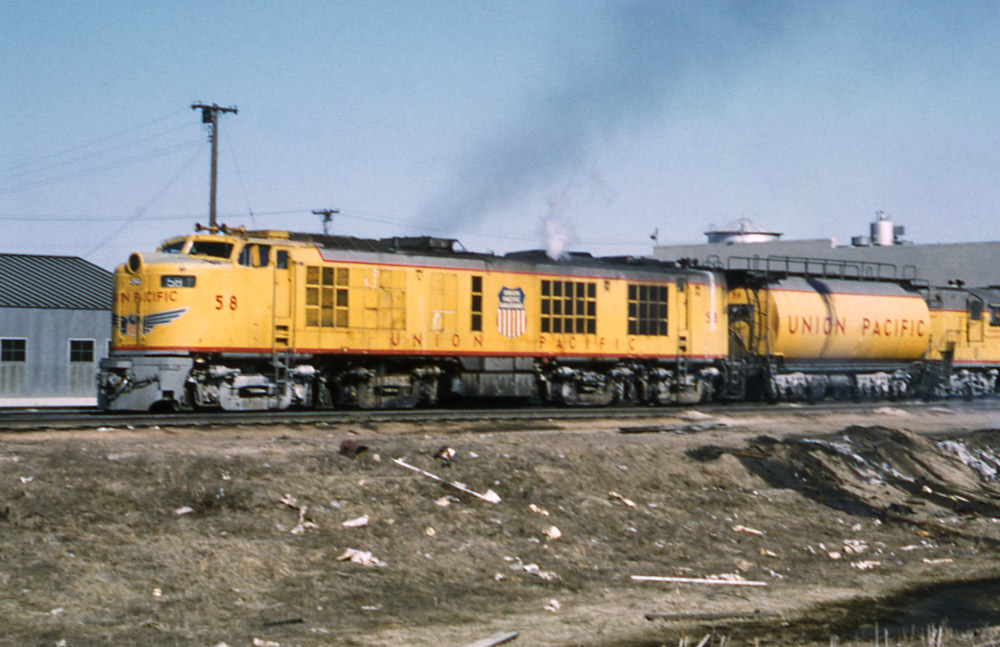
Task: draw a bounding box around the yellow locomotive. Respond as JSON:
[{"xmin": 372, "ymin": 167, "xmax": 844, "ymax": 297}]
[
  {"xmin": 98, "ymin": 225, "xmax": 729, "ymax": 410},
  {"xmin": 98, "ymin": 226, "xmax": 1000, "ymax": 410}
]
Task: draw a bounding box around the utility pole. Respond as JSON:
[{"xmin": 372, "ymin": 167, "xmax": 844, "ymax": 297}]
[
  {"xmin": 313, "ymin": 208, "xmax": 339, "ymax": 235},
  {"xmin": 192, "ymin": 102, "xmax": 238, "ymax": 228}
]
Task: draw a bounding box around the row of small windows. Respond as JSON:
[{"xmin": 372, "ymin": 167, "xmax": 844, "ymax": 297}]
[
  {"xmin": 628, "ymin": 284, "xmax": 669, "ymax": 336},
  {"xmin": 306, "ymin": 266, "xmax": 350, "ymax": 328},
  {"xmin": 1, "ymin": 339, "xmax": 100, "ymax": 363},
  {"xmin": 541, "ymin": 280, "xmax": 597, "ymax": 334}
]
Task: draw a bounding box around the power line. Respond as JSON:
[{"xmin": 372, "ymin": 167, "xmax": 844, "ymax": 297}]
[
  {"xmin": 0, "ymin": 139, "xmax": 204, "ymax": 195},
  {"xmin": 0, "ymin": 108, "xmax": 189, "ymax": 176}
]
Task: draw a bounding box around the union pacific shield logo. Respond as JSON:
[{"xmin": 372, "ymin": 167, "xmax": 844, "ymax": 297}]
[{"xmin": 497, "ymin": 287, "xmax": 526, "ymax": 338}]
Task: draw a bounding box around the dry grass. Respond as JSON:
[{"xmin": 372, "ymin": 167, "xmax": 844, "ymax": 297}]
[{"xmin": 1, "ymin": 416, "xmax": 1000, "ymax": 646}]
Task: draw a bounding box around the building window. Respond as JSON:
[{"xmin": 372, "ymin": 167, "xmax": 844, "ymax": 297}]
[
  {"xmin": 306, "ymin": 266, "xmax": 350, "ymax": 327},
  {"xmin": 540, "ymin": 279, "xmax": 596, "ymax": 334},
  {"xmin": 628, "ymin": 283, "xmax": 668, "ymax": 336},
  {"xmin": 70, "ymin": 339, "xmax": 95, "ymax": 363},
  {"xmin": 1, "ymin": 339, "xmax": 26, "ymax": 362},
  {"xmin": 471, "ymin": 275, "xmax": 483, "ymax": 332}
]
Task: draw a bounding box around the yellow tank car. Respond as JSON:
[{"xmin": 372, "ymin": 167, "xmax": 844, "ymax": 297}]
[
  {"xmin": 924, "ymin": 286, "xmax": 1000, "ymax": 396},
  {"xmin": 727, "ymin": 275, "xmax": 931, "ymax": 400},
  {"xmin": 99, "ymin": 226, "xmax": 730, "ymax": 411}
]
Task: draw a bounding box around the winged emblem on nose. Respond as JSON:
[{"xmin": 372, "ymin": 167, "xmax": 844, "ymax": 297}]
[{"xmin": 112, "ymin": 307, "xmax": 188, "ymax": 337}]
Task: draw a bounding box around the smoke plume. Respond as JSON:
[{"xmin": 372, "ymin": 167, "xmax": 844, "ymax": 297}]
[{"xmin": 417, "ymin": 0, "xmax": 787, "ymax": 237}]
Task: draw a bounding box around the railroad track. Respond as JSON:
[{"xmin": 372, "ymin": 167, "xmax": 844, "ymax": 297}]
[{"xmin": 1, "ymin": 398, "xmax": 997, "ymax": 432}]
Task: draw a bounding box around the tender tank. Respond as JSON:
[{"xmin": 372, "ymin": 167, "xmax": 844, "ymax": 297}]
[{"xmin": 730, "ymin": 277, "xmax": 930, "ymax": 362}]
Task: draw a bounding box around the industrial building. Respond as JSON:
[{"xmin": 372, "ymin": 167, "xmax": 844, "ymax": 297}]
[
  {"xmin": 653, "ymin": 212, "xmax": 1000, "ymax": 288},
  {"xmin": 0, "ymin": 254, "xmax": 113, "ymax": 407}
]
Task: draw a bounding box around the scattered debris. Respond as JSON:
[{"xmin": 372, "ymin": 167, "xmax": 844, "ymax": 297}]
[
  {"xmin": 262, "ymin": 618, "xmax": 304, "ymax": 628},
  {"xmin": 759, "ymin": 548, "xmax": 777, "ymax": 558},
  {"xmin": 851, "ymin": 560, "xmax": 881, "ymax": 570},
  {"xmin": 681, "ymin": 410, "xmax": 712, "ymax": 421},
  {"xmin": 341, "ymin": 515, "xmax": 370, "ymax": 529},
  {"xmin": 338, "ymin": 547, "xmax": 387, "ymax": 568},
  {"xmin": 174, "ymin": 506, "xmax": 194, "ymax": 516},
  {"xmin": 843, "ymin": 539, "xmax": 868, "ymax": 554},
  {"xmin": 339, "ymin": 440, "xmax": 368, "ymax": 457},
  {"xmin": 18, "ymin": 476, "xmax": 33, "ymax": 484},
  {"xmin": 280, "ymin": 494, "xmax": 318, "ymax": 535},
  {"xmin": 542, "ymin": 525, "xmax": 562, "ymax": 541},
  {"xmin": 544, "ymin": 599, "xmax": 561, "ymax": 612},
  {"xmin": 608, "ymin": 491, "xmax": 636, "ymax": 508},
  {"xmin": 434, "ymin": 446, "xmax": 457, "ymax": 464},
  {"xmin": 873, "ymin": 406, "xmax": 909, "ymax": 417},
  {"xmin": 528, "ymin": 503, "xmax": 550, "ymax": 516},
  {"xmin": 392, "ymin": 458, "xmax": 501, "ymax": 503},
  {"xmin": 922, "ymin": 558, "xmax": 954, "ymax": 565},
  {"xmin": 646, "ymin": 610, "xmax": 778, "ymax": 622},
  {"xmin": 631, "ymin": 574, "xmax": 767, "ymax": 587},
  {"xmin": 732, "ymin": 524, "xmax": 765, "ymax": 536},
  {"xmin": 425, "ymin": 526, "xmax": 436, "ymax": 537},
  {"xmin": 461, "ymin": 631, "xmax": 519, "ymax": 647},
  {"xmin": 152, "ymin": 587, "xmax": 162, "ymax": 598},
  {"xmin": 435, "ymin": 496, "xmax": 453, "ymax": 507},
  {"xmin": 253, "ymin": 639, "xmax": 281, "ymax": 647}
]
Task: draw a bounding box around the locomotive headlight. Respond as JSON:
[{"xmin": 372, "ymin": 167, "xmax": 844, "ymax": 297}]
[{"xmin": 127, "ymin": 252, "xmax": 144, "ymax": 274}]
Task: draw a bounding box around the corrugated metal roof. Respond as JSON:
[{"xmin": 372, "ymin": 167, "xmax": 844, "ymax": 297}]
[{"xmin": 0, "ymin": 254, "xmax": 113, "ymax": 310}]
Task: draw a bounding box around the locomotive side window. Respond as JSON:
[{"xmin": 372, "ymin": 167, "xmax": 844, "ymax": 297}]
[
  {"xmin": 161, "ymin": 240, "xmax": 185, "ymax": 254},
  {"xmin": 471, "ymin": 275, "xmax": 483, "ymax": 332},
  {"xmin": 991, "ymin": 305, "xmax": 1000, "ymax": 327},
  {"xmin": 540, "ymin": 279, "xmax": 596, "ymax": 334},
  {"xmin": 305, "ymin": 265, "xmax": 350, "ymax": 328},
  {"xmin": 970, "ymin": 300, "xmax": 983, "ymax": 321},
  {"xmin": 276, "ymin": 250, "xmax": 289, "ymax": 270},
  {"xmin": 627, "ymin": 283, "xmax": 668, "ymax": 336}
]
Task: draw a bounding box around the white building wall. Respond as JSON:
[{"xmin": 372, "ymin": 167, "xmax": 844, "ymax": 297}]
[{"xmin": 0, "ymin": 307, "xmax": 110, "ymax": 406}]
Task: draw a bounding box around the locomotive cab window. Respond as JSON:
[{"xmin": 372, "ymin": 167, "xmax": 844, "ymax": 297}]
[
  {"xmin": 189, "ymin": 241, "xmax": 234, "ymax": 259},
  {"xmin": 238, "ymin": 244, "xmax": 271, "ymax": 268},
  {"xmin": 160, "ymin": 240, "xmax": 186, "ymax": 254},
  {"xmin": 991, "ymin": 305, "xmax": 1000, "ymax": 327},
  {"xmin": 970, "ymin": 300, "xmax": 984, "ymax": 321},
  {"xmin": 628, "ymin": 283, "xmax": 668, "ymax": 336}
]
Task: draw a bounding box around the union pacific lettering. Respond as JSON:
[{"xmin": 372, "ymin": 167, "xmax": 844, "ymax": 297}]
[
  {"xmin": 786, "ymin": 315, "xmax": 926, "ymax": 337},
  {"xmin": 118, "ymin": 290, "xmax": 179, "ymax": 304},
  {"xmin": 787, "ymin": 316, "xmax": 847, "ymax": 335},
  {"xmin": 862, "ymin": 317, "xmax": 926, "ymax": 337}
]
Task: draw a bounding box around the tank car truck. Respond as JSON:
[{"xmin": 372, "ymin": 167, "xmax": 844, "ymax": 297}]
[{"xmin": 98, "ymin": 225, "xmax": 730, "ymax": 411}]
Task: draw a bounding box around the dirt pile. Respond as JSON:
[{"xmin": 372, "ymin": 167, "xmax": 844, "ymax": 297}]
[{"xmin": 2, "ymin": 408, "xmax": 1000, "ymax": 647}]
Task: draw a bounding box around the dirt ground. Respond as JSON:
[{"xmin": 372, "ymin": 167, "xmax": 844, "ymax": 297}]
[{"xmin": 3, "ymin": 404, "xmax": 1000, "ymax": 647}]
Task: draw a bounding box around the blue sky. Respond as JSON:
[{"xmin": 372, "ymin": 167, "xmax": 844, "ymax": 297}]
[{"xmin": 3, "ymin": 1, "xmax": 1000, "ymax": 270}]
